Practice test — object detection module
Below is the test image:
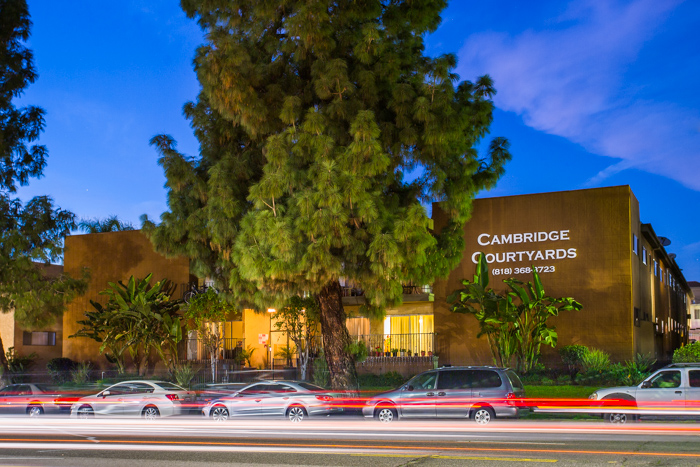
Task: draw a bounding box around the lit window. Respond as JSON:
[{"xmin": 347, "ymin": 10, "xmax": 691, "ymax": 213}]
[
  {"xmin": 642, "ymin": 247, "xmax": 647, "ymax": 265},
  {"xmin": 22, "ymin": 331, "xmax": 56, "ymax": 346},
  {"xmin": 654, "ymin": 260, "xmax": 658, "ymax": 277},
  {"xmin": 632, "ymin": 234, "xmax": 639, "ymax": 255}
]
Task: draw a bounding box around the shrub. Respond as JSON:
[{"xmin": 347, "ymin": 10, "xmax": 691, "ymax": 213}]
[
  {"xmin": 357, "ymin": 371, "xmax": 407, "ymax": 389},
  {"xmin": 346, "ymin": 341, "xmax": 368, "ymax": 364},
  {"xmin": 173, "ymin": 363, "xmax": 197, "ymax": 389},
  {"xmin": 47, "ymin": 358, "xmax": 78, "ymax": 385},
  {"xmin": 71, "ymin": 362, "xmax": 92, "ymax": 385},
  {"xmin": 673, "ymin": 342, "xmax": 700, "ymax": 363},
  {"xmin": 581, "ymin": 348, "xmax": 611, "ymax": 373},
  {"xmin": 630, "ymin": 353, "xmax": 656, "ymax": 373},
  {"xmin": 559, "ymin": 344, "xmax": 588, "ymax": 382},
  {"xmin": 5, "ymin": 347, "xmax": 37, "ymax": 383},
  {"xmin": 312, "ymin": 352, "xmax": 329, "ymax": 388}
]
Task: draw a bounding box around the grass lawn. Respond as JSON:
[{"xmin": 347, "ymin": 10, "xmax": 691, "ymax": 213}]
[{"xmin": 524, "ymin": 385, "xmax": 599, "ymax": 399}]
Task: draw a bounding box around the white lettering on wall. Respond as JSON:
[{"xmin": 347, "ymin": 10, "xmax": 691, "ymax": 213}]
[{"xmin": 470, "ymin": 229, "xmax": 578, "ymax": 264}]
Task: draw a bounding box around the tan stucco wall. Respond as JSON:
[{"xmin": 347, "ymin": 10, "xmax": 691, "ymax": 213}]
[
  {"xmin": 62, "ymin": 230, "xmax": 190, "ymax": 368},
  {"xmin": 433, "ymin": 186, "xmax": 638, "ymax": 365}
]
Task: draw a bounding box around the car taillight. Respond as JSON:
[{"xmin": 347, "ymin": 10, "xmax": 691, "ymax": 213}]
[
  {"xmin": 165, "ymin": 394, "xmax": 179, "ymax": 401},
  {"xmin": 506, "ymin": 392, "xmax": 516, "ymax": 399},
  {"xmin": 315, "ymin": 395, "xmax": 333, "ymax": 401}
]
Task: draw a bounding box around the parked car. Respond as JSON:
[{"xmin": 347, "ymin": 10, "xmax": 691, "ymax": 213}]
[
  {"xmin": 589, "ymin": 363, "xmax": 700, "ymax": 423},
  {"xmin": 202, "ymin": 380, "xmax": 341, "ymax": 422},
  {"xmin": 0, "ymin": 383, "xmax": 67, "ymax": 417},
  {"xmin": 70, "ymin": 380, "xmax": 193, "ymax": 419},
  {"xmin": 362, "ymin": 366, "xmax": 527, "ymax": 425}
]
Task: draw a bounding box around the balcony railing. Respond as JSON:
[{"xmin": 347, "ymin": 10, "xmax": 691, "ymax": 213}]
[
  {"xmin": 342, "ymin": 284, "xmax": 433, "ymax": 297},
  {"xmin": 350, "ymin": 332, "xmax": 435, "ymax": 357},
  {"xmin": 180, "ymin": 337, "xmax": 245, "ymax": 361}
]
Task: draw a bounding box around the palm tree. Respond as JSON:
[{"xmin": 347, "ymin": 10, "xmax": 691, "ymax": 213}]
[{"xmin": 77, "ymin": 215, "xmax": 134, "ymax": 233}]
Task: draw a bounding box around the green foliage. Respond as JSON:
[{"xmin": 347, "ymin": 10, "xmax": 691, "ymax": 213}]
[
  {"xmin": 312, "ymin": 352, "xmax": 329, "ymax": 388},
  {"xmin": 273, "ymin": 296, "xmax": 320, "ymax": 379},
  {"xmin": 580, "ymin": 348, "xmax": 611, "ymax": 373},
  {"xmin": 5, "ymin": 347, "xmax": 36, "ymax": 383},
  {"xmin": 70, "ymin": 274, "xmax": 182, "ymax": 374},
  {"xmin": 46, "ymin": 358, "xmax": 78, "ymax": 385},
  {"xmin": 70, "ymin": 361, "xmax": 92, "ymax": 385},
  {"xmin": 184, "ymin": 289, "xmax": 237, "ymax": 380},
  {"xmin": 357, "ymin": 371, "xmax": 407, "ymax": 389},
  {"xmin": 0, "ymin": 1, "xmax": 88, "ymax": 376},
  {"xmin": 673, "ymin": 342, "xmax": 700, "ymax": 363},
  {"xmin": 559, "ymin": 344, "xmax": 588, "ymax": 382},
  {"xmin": 239, "ymin": 345, "xmax": 256, "ymax": 368},
  {"xmin": 449, "ymin": 254, "xmax": 582, "ymax": 373},
  {"xmin": 143, "ymin": 0, "xmax": 510, "ymax": 390},
  {"xmin": 77, "ymin": 215, "xmax": 134, "ymax": 233},
  {"xmin": 275, "ymin": 346, "xmax": 297, "ymax": 362},
  {"xmin": 346, "ymin": 341, "xmax": 368, "ymax": 364},
  {"xmin": 630, "ymin": 353, "xmax": 656, "ymax": 373},
  {"xmin": 172, "ymin": 363, "xmax": 198, "ymax": 389}
]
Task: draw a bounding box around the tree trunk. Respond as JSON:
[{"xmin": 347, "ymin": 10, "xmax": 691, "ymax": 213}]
[
  {"xmin": 0, "ymin": 333, "xmax": 10, "ymax": 384},
  {"xmin": 317, "ymin": 280, "xmax": 358, "ymax": 393}
]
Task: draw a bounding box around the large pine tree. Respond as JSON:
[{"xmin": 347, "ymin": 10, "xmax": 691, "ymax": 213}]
[
  {"xmin": 0, "ymin": 0, "xmax": 87, "ymax": 373},
  {"xmin": 144, "ymin": 0, "xmax": 510, "ymax": 390}
]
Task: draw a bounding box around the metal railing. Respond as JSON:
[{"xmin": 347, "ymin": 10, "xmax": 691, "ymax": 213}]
[
  {"xmin": 342, "ymin": 284, "xmax": 432, "ymax": 297},
  {"xmin": 181, "ymin": 337, "xmax": 245, "ymax": 361},
  {"xmin": 349, "ymin": 333, "xmax": 435, "ymax": 356}
]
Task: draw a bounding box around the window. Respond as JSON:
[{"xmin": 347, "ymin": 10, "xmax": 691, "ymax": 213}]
[
  {"xmin": 654, "ymin": 260, "xmax": 658, "ymax": 277},
  {"xmin": 642, "ymin": 247, "xmax": 647, "ymax": 265},
  {"xmin": 689, "ymin": 371, "xmax": 700, "ymax": 388},
  {"xmin": 648, "ymin": 371, "xmax": 681, "ymax": 388},
  {"xmin": 471, "ymin": 370, "xmax": 503, "ymax": 389},
  {"xmin": 407, "ymin": 372, "xmax": 437, "ymax": 390},
  {"xmin": 22, "ymin": 331, "xmax": 56, "ymax": 346},
  {"xmin": 634, "ymin": 308, "xmax": 640, "ymax": 327},
  {"xmin": 632, "ymin": 234, "xmax": 639, "ymax": 255},
  {"xmin": 694, "ymin": 310, "xmax": 700, "ymax": 320},
  {"xmin": 437, "ymin": 370, "xmax": 472, "ymax": 390},
  {"xmin": 505, "ymin": 370, "xmax": 524, "ymax": 390}
]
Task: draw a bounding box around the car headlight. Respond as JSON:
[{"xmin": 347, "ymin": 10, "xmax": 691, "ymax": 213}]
[{"xmin": 588, "ymin": 392, "xmax": 598, "ymax": 400}]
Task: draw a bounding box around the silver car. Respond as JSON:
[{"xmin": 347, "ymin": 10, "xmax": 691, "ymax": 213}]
[
  {"xmin": 202, "ymin": 380, "xmax": 341, "ymax": 422},
  {"xmin": 70, "ymin": 380, "xmax": 193, "ymax": 419},
  {"xmin": 363, "ymin": 366, "xmax": 527, "ymax": 425},
  {"xmin": 589, "ymin": 363, "xmax": 700, "ymax": 423}
]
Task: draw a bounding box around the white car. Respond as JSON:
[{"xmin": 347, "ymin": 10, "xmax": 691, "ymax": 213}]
[
  {"xmin": 70, "ymin": 380, "xmax": 193, "ymax": 419},
  {"xmin": 202, "ymin": 380, "xmax": 341, "ymax": 422}
]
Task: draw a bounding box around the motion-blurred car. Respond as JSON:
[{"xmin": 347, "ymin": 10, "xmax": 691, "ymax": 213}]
[
  {"xmin": 589, "ymin": 363, "xmax": 700, "ymax": 423},
  {"xmin": 70, "ymin": 380, "xmax": 193, "ymax": 419},
  {"xmin": 202, "ymin": 380, "xmax": 341, "ymax": 422},
  {"xmin": 363, "ymin": 366, "xmax": 527, "ymax": 425},
  {"xmin": 0, "ymin": 383, "xmax": 65, "ymax": 417}
]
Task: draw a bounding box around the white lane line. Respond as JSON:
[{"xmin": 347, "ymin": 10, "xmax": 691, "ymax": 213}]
[{"xmin": 0, "ymin": 442, "xmax": 431, "ymax": 455}]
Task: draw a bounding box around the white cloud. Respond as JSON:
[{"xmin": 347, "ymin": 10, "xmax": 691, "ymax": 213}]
[{"xmin": 458, "ymin": 0, "xmax": 700, "ymax": 190}]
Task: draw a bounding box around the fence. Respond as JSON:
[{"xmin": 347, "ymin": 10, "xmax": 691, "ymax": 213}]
[
  {"xmin": 349, "ymin": 333, "xmax": 435, "ymax": 357},
  {"xmin": 180, "ymin": 337, "xmax": 245, "ymax": 361}
]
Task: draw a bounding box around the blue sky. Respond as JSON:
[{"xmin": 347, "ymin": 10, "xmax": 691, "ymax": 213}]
[{"xmin": 17, "ymin": 0, "xmax": 700, "ymax": 281}]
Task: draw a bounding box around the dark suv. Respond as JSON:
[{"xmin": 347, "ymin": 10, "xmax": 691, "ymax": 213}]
[{"xmin": 362, "ymin": 366, "xmax": 527, "ymax": 425}]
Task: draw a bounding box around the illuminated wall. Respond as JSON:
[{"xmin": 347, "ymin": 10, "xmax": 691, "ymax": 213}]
[{"xmin": 433, "ymin": 185, "xmax": 691, "ymax": 366}]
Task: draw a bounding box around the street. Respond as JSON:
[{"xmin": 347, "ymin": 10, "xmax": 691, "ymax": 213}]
[{"xmin": 0, "ymin": 417, "xmax": 699, "ymax": 466}]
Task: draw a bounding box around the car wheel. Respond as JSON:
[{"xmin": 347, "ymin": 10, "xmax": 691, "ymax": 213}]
[
  {"xmin": 211, "ymin": 405, "xmax": 229, "ymax": 422},
  {"xmin": 287, "ymin": 405, "xmax": 306, "ymax": 423},
  {"xmin": 472, "ymin": 407, "xmax": 495, "ymax": 425},
  {"xmin": 142, "ymin": 405, "xmax": 160, "ymax": 420},
  {"xmin": 27, "ymin": 405, "xmax": 44, "ymax": 417},
  {"xmin": 605, "ymin": 413, "xmax": 633, "ymax": 424},
  {"xmin": 375, "ymin": 405, "xmax": 397, "ymax": 424},
  {"xmin": 77, "ymin": 405, "xmax": 94, "ymax": 419}
]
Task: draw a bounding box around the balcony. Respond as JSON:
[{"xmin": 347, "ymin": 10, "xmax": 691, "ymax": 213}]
[{"xmin": 342, "ymin": 284, "xmax": 434, "ymax": 306}]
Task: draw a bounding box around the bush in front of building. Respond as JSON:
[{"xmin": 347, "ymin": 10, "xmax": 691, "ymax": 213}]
[
  {"xmin": 672, "ymin": 342, "xmax": 700, "ymax": 363},
  {"xmin": 47, "ymin": 357, "xmax": 78, "ymax": 385},
  {"xmin": 559, "ymin": 344, "xmax": 588, "ymax": 383},
  {"xmin": 357, "ymin": 371, "xmax": 408, "ymax": 390},
  {"xmin": 580, "ymin": 348, "xmax": 611, "ymax": 373}
]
